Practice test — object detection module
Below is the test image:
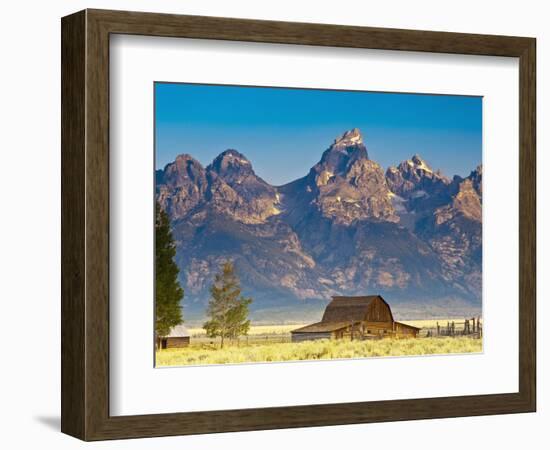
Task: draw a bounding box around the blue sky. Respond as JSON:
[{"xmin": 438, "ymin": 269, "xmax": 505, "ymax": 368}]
[{"xmin": 155, "ymin": 83, "xmax": 482, "ymax": 186}]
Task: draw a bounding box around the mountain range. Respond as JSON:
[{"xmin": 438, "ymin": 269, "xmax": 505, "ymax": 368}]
[{"xmin": 156, "ymin": 128, "xmax": 482, "ymax": 322}]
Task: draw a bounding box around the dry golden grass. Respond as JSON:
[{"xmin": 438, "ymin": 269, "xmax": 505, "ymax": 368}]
[
  {"xmin": 400, "ymin": 318, "xmax": 482, "ymax": 329},
  {"xmin": 187, "ymin": 324, "xmax": 306, "ymax": 337},
  {"xmin": 156, "ymin": 336, "xmax": 482, "ymax": 367}
]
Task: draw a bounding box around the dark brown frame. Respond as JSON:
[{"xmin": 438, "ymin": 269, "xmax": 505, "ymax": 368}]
[{"xmin": 61, "ymin": 9, "xmax": 536, "ymax": 441}]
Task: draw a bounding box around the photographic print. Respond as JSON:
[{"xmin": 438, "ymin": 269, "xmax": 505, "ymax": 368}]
[{"xmin": 154, "ymin": 83, "xmax": 483, "ymax": 367}]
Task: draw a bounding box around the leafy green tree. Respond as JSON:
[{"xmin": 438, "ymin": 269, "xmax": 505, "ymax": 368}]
[
  {"xmin": 155, "ymin": 201, "xmax": 184, "ymax": 344},
  {"xmin": 203, "ymin": 261, "xmax": 252, "ymax": 348}
]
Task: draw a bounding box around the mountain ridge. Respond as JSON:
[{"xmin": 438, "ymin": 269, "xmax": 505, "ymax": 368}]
[{"xmin": 156, "ymin": 128, "xmax": 482, "ymax": 319}]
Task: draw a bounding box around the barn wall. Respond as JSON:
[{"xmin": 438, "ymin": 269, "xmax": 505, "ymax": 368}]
[
  {"xmin": 291, "ymin": 332, "xmax": 331, "ymax": 342},
  {"xmin": 394, "ymin": 323, "xmax": 419, "ymax": 337},
  {"xmin": 165, "ymin": 337, "xmax": 190, "ymax": 348},
  {"xmin": 364, "ymin": 321, "xmax": 394, "ymax": 336},
  {"xmin": 365, "ymin": 297, "xmax": 393, "ymax": 322}
]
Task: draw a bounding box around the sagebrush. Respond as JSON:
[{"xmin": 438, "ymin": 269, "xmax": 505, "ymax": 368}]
[{"xmin": 156, "ymin": 336, "xmax": 482, "ymax": 366}]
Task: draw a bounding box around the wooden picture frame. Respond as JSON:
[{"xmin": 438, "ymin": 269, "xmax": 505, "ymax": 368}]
[{"xmin": 61, "ymin": 9, "xmax": 536, "ymax": 441}]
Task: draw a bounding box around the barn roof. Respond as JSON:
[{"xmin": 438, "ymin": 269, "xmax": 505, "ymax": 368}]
[
  {"xmin": 395, "ymin": 321, "xmax": 422, "ymax": 331},
  {"xmin": 165, "ymin": 324, "xmax": 190, "ymax": 338},
  {"xmin": 291, "ymin": 321, "xmax": 359, "ymax": 334},
  {"xmin": 291, "ymin": 295, "xmax": 396, "ymax": 334},
  {"xmin": 322, "ymin": 295, "xmax": 393, "ymax": 323}
]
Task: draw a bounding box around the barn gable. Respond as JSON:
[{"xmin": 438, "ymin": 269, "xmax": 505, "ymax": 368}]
[{"xmin": 321, "ymin": 295, "xmax": 394, "ymax": 324}]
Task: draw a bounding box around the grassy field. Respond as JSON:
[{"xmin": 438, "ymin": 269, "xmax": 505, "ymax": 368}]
[
  {"xmin": 400, "ymin": 318, "xmax": 482, "ymax": 329},
  {"xmin": 187, "ymin": 324, "xmax": 303, "ymax": 337},
  {"xmin": 156, "ymin": 335, "xmax": 482, "ymax": 367}
]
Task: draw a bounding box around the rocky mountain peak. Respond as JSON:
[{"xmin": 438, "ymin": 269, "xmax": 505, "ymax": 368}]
[
  {"xmin": 386, "ymin": 154, "xmax": 449, "ymax": 199},
  {"xmin": 432, "ymin": 178, "xmax": 482, "ymax": 228},
  {"xmin": 170, "ymin": 153, "xmax": 204, "ymax": 171},
  {"xmin": 454, "ymin": 179, "xmax": 481, "ymax": 215},
  {"xmin": 315, "ymin": 128, "xmax": 369, "ymax": 177},
  {"xmin": 163, "ymin": 153, "xmax": 206, "ymax": 188},
  {"xmin": 411, "ymin": 154, "xmax": 426, "ymax": 166},
  {"xmin": 406, "ymin": 154, "xmax": 434, "ymax": 174},
  {"xmin": 295, "ymin": 129, "xmax": 397, "ymax": 225},
  {"xmin": 203, "ymin": 149, "xmax": 281, "ymax": 224},
  {"xmin": 174, "ymin": 153, "xmax": 200, "ymax": 163},
  {"xmin": 333, "ymin": 128, "xmax": 363, "ymax": 147},
  {"xmin": 157, "ymin": 154, "xmax": 208, "ymax": 219},
  {"xmin": 467, "ymin": 164, "xmax": 482, "ymax": 196},
  {"xmin": 209, "ymin": 149, "xmax": 252, "ymax": 175}
]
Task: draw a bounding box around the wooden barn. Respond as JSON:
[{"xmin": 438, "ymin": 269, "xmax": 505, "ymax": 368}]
[
  {"xmin": 291, "ymin": 295, "xmax": 420, "ymax": 342},
  {"xmin": 159, "ymin": 324, "xmax": 190, "ymax": 349}
]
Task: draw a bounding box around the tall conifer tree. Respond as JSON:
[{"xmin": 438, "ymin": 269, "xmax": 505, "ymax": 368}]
[{"xmin": 155, "ymin": 202, "xmax": 184, "ymax": 341}]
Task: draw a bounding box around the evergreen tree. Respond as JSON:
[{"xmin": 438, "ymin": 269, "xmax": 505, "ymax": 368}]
[
  {"xmin": 203, "ymin": 261, "xmax": 252, "ymax": 348},
  {"xmin": 155, "ymin": 202, "xmax": 184, "ymax": 342}
]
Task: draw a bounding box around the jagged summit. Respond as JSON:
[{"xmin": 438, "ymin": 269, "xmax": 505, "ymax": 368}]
[
  {"xmin": 174, "ymin": 153, "xmax": 200, "ymax": 162},
  {"xmin": 469, "ymin": 164, "xmax": 482, "ymax": 177},
  {"xmin": 408, "ymin": 154, "xmax": 432, "ymax": 172},
  {"xmin": 396, "ymin": 154, "xmax": 444, "ymax": 178},
  {"xmin": 289, "ymin": 128, "xmax": 395, "ymax": 225},
  {"xmin": 333, "ymin": 128, "xmax": 363, "ymax": 147},
  {"xmin": 162, "ymin": 153, "xmax": 207, "ymax": 187},
  {"xmin": 212, "ymin": 148, "xmax": 250, "ymax": 164},
  {"xmin": 208, "ymin": 149, "xmax": 252, "ymax": 175},
  {"xmin": 167, "ymin": 153, "xmax": 204, "ymax": 171},
  {"xmin": 385, "ymin": 154, "xmax": 449, "ymax": 199},
  {"xmin": 467, "ymin": 164, "xmax": 482, "ymax": 195},
  {"xmin": 317, "ymin": 128, "xmax": 369, "ymax": 174},
  {"xmin": 219, "ymin": 148, "xmax": 248, "ymax": 159}
]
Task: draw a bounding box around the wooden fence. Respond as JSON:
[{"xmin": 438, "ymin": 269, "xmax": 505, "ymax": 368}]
[
  {"xmin": 423, "ymin": 317, "xmax": 482, "ymax": 339},
  {"xmin": 191, "ymin": 334, "xmax": 292, "ymax": 347}
]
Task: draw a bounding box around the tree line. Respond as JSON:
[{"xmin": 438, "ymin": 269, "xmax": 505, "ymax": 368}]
[{"xmin": 155, "ymin": 202, "xmax": 251, "ymax": 349}]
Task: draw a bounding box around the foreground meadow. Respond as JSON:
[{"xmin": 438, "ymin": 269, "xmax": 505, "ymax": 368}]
[{"xmin": 156, "ymin": 336, "xmax": 482, "ymax": 367}]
